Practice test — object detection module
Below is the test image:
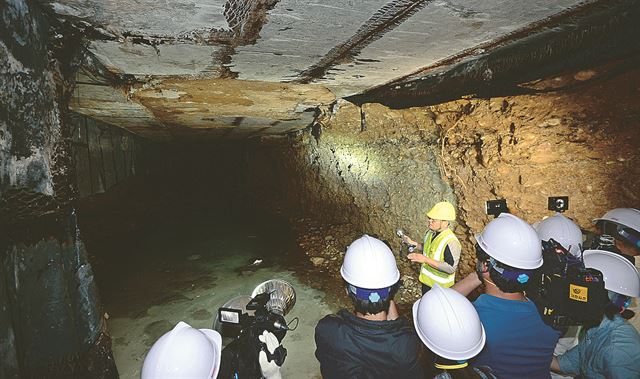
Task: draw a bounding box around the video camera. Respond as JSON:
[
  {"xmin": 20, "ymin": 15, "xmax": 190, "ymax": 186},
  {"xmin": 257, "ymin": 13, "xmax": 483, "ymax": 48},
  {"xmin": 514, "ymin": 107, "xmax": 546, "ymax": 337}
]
[
  {"xmin": 481, "ymin": 196, "xmax": 609, "ymax": 329},
  {"xmin": 219, "ymin": 291, "xmax": 290, "ymax": 340},
  {"xmin": 216, "ymin": 280, "xmax": 297, "ymax": 378},
  {"xmin": 528, "ymin": 239, "xmax": 609, "ymax": 329}
]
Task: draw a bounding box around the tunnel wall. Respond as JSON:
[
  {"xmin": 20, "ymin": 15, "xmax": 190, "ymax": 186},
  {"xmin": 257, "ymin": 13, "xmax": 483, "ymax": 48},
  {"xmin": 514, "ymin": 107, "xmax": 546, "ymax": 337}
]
[
  {"xmin": 246, "ymin": 63, "xmax": 640, "ymax": 288},
  {"xmin": 0, "ymin": 1, "xmax": 117, "ymax": 377},
  {"xmin": 432, "ymin": 65, "xmax": 640, "ymax": 276},
  {"xmin": 245, "ymin": 100, "xmax": 456, "ymax": 246},
  {"xmin": 70, "ymin": 113, "xmax": 142, "ymax": 198}
]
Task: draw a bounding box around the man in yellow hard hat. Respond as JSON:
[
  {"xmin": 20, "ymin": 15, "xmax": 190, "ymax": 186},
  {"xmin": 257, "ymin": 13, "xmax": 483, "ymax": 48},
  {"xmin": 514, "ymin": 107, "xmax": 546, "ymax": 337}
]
[{"xmin": 402, "ymin": 201, "xmax": 461, "ymax": 294}]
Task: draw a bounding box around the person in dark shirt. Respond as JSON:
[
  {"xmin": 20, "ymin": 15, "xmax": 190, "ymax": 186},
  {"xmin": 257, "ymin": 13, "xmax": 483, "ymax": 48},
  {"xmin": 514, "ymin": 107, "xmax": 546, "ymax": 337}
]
[
  {"xmin": 413, "ymin": 285, "xmax": 497, "ymax": 379},
  {"xmin": 315, "ymin": 235, "xmax": 425, "ymax": 379}
]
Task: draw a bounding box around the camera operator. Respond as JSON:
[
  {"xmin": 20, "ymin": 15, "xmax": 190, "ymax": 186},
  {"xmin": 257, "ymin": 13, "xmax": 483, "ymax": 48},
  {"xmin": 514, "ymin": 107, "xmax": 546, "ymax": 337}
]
[
  {"xmin": 314, "ymin": 235, "xmax": 425, "ymax": 379},
  {"xmin": 141, "ymin": 321, "xmax": 223, "ymax": 379},
  {"xmin": 534, "ymin": 213, "xmax": 583, "ymax": 259},
  {"xmin": 452, "ymin": 213, "xmax": 561, "ymax": 379},
  {"xmin": 218, "ymin": 329, "xmax": 283, "ymax": 379},
  {"xmin": 533, "ymin": 213, "xmax": 586, "ymax": 379},
  {"xmin": 551, "ymin": 250, "xmax": 640, "ymax": 378},
  {"xmin": 588, "ymin": 208, "xmax": 640, "ymax": 265},
  {"xmin": 413, "ymin": 285, "xmax": 497, "ymax": 379},
  {"xmin": 141, "ymin": 321, "xmax": 283, "ymax": 379}
]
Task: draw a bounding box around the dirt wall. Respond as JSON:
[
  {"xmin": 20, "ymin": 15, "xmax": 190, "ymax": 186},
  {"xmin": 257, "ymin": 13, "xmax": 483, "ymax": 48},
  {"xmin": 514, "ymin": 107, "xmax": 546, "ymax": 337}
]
[
  {"xmin": 433, "ymin": 64, "xmax": 640, "ymax": 276},
  {"xmin": 245, "ymin": 99, "xmax": 455, "ymax": 247},
  {"xmin": 245, "ymin": 61, "xmax": 640, "ymax": 302}
]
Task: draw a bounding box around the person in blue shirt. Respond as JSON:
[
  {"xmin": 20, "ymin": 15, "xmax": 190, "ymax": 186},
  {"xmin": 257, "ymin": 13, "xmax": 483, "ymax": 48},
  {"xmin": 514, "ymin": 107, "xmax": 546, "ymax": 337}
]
[
  {"xmin": 453, "ymin": 213, "xmax": 561, "ymax": 379},
  {"xmin": 551, "ymin": 249, "xmax": 640, "ymax": 379}
]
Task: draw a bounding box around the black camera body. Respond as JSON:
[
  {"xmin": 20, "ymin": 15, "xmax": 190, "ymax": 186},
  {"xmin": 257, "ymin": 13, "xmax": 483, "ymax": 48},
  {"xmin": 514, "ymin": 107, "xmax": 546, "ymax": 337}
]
[
  {"xmin": 217, "ymin": 292, "xmax": 288, "ymax": 378},
  {"xmin": 219, "ymin": 292, "xmax": 288, "ymax": 342},
  {"xmin": 528, "ymin": 239, "xmax": 609, "ymax": 329}
]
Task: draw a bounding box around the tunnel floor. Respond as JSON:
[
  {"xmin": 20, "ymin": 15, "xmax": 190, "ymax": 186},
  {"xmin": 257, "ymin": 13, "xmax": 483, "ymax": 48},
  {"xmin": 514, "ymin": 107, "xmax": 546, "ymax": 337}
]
[{"xmin": 81, "ymin": 205, "xmax": 336, "ymax": 379}]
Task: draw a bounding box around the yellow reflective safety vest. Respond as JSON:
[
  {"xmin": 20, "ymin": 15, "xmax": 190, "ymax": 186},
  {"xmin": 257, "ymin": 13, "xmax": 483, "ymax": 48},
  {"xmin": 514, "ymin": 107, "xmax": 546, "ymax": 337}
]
[{"xmin": 419, "ymin": 228, "xmax": 460, "ymax": 288}]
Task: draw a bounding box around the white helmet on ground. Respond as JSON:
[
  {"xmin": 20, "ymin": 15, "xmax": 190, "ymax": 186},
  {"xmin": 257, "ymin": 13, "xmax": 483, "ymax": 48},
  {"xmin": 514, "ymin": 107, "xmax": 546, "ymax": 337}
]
[
  {"xmin": 141, "ymin": 321, "xmax": 222, "ymax": 379},
  {"xmin": 412, "ymin": 285, "xmax": 485, "ymax": 361},
  {"xmin": 475, "ymin": 213, "xmax": 543, "ymax": 269},
  {"xmin": 593, "ymin": 208, "xmax": 640, "ymax": 233},
  {"xmin": 340, "ymin": 234, "xmax": 400, "ymax": 289},
  {"xmin": 583, "ymin": 249, "xmax": 640, "ymax": 298},
  {"xmin": 534, "ymin": 213, "xmax": 583, "ymax": 257}
]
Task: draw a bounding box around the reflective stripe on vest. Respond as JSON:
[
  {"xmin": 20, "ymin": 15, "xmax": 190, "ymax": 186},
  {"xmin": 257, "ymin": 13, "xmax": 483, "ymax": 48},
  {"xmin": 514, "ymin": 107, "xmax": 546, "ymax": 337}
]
[{"xmin": 419, "ymin": 229, "xmax": 458, "ymax": 288}]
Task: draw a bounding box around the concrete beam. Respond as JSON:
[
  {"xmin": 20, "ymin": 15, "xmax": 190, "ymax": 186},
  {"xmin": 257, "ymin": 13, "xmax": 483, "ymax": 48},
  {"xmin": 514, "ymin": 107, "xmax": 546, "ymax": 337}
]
[{"xmin": 347, "ymin": 0, "xmax": 640, "ymax": 108}]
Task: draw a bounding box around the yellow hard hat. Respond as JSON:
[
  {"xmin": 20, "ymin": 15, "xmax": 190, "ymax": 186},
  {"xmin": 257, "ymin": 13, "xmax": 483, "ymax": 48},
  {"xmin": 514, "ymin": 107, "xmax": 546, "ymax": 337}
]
[{"xmin": 427, "ymin": 201, "xmax": 456, "ymax": 221}]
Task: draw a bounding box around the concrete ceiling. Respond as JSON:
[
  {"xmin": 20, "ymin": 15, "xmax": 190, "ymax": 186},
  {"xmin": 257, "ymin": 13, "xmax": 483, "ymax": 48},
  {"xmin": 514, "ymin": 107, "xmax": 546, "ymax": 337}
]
[{"xmin": 47, "ymin": 0, "xmax": 632, "ymax": 140}]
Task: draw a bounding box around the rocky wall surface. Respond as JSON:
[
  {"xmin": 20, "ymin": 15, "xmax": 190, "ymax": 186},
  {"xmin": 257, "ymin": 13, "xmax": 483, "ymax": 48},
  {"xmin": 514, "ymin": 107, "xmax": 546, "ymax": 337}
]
[
  {"xmin": 1, "ymin": 1, "xmax": 116, "ymax": 377},
  {"xmin": 246, "ymin": 100, "xmax": 456, "ymax": 246},
  {"xmin": 432, "ymin": 64, "xmax": 640, "ymax": 277},
  {"xmin": 244, "ymin": 100, "xmax": 457, "ymax": 303},
  {"xmin": 245, "ymin": 61, "xmax": 640, "ymax": 301}
]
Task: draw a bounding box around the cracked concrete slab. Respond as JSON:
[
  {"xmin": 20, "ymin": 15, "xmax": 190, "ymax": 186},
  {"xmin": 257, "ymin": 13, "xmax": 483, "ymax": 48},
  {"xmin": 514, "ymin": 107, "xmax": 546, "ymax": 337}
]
[
  {"xmin": 89, "ymin": 41, "xmax": 225, "ymax": 77},
  {"xmin": 49, "ymin": 0, "xmax": 608, "ymax": 139},
  {"xmin": 49, "ymin": 0, "xmax": 230, "ymax": 36},
  {"xmin": 305, "ymin": 0, "xmax": 588, "ymax": 96},
  {"xmin": 71, "ymin": 71, "xmax": 173, "ymax": 140}
]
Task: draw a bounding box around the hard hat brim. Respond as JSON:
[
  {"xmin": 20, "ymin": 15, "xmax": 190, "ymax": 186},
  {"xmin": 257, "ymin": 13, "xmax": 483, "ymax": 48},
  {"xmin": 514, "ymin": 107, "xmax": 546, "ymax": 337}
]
[
  {"xmin": 200, "ymin": 329, "xmax": 222, "ymax": 379},
  {"xmin": 412, "ymin": 297, "xmax": 486, "ymax": 360}
]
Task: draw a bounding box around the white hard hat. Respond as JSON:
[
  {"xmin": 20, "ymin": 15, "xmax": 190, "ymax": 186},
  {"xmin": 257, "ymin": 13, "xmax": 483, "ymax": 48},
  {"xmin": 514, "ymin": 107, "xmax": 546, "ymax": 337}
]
[
  {"xmin": 593, "ymin": 208, "xmax": 640, "ymax": 233},
  {"xmin": 475, "ymin": 213, "xmax": 543, "ymax": 269},
  {"xmin": 141, "ymin": 321, "xmax": 222, "ymax": 379},
  {"xmin": 412, "ymin": 285, "xmax": 485, "ymax": 361},
  {"xmin": 534, "ymin": 213, "xmax": 583, "ymax": 257},
  {"xmin": 340, "ymin": 235, "xmax": 400, "ymax": 289},
  {"xmin": 583, "ymin": 249, "xmax": 640, "ymax": 298}
]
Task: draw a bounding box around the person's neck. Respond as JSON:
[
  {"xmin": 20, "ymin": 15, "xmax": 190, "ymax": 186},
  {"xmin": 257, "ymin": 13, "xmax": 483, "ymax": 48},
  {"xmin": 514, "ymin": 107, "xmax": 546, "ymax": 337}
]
[
  {"xmin": 483, "ymin": 277, "xmax": 527, "ymax": 301},
  {"xmin": 355, "ymin": 311, "xmax": 388, "ymax": 321},
  {"xmin": 615, "ymin": 240, "xmax": 639, "ymax": 257}
]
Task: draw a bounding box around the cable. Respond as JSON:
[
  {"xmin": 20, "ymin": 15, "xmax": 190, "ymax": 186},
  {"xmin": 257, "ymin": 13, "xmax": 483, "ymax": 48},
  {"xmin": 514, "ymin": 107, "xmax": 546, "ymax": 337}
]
[{"xmin": 286, "ymin": 317, "xmax": 299, "ymax": 331}]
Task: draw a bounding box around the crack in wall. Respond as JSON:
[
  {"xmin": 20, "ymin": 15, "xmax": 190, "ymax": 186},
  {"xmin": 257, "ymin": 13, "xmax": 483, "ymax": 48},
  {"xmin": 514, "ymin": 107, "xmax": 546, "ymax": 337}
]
[
  {"xmin": 224, "ymin": 0, "xmax": 280, "ymax": 45},
  {"xmin": 46, "ymin": 0, "xmax": 282, "ymax": 83},
  {"xmin": 296, "ymin": 0, "xmax": 434, "ymax": 83},
  {"xmin": 348, "ymin": 0, "xmax": 640, "ymax": 108}
]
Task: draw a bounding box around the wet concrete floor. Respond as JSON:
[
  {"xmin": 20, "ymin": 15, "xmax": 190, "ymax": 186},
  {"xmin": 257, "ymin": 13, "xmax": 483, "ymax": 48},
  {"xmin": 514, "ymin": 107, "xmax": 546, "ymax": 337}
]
[{"xmin": 85, "ymin": 209, "xmax": 335, "ymax": 378}]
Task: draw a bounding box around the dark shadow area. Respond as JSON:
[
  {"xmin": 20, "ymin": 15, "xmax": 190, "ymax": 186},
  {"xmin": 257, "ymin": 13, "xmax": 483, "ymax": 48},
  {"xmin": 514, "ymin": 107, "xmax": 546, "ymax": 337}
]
[{"xmin": 74, "ymin": 141, "xmax": 299, "ymax": 317}]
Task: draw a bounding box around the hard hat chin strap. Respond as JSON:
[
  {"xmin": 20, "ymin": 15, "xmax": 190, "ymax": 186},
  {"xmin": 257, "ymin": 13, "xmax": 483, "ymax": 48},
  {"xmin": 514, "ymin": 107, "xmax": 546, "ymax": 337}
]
[
  {"xmin": 435, "ymin": 362, "xmax": 468, "ymax": 370},
  {"xmin": 434, "ymin": 356, "xmax": 469, "ymax": 370}
]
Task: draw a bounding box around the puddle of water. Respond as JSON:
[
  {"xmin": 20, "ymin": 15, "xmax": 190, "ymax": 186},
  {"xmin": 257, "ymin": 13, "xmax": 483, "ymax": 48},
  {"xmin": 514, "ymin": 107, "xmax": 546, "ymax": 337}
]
[{"xmin": 88, "ymin": 211, "xmax": 332, "ymax": 379}]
